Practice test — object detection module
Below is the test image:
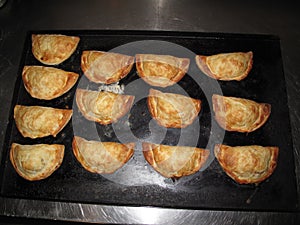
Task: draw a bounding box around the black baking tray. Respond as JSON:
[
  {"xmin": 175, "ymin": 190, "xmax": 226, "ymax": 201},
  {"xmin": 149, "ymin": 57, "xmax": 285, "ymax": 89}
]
[{"xmin": 0, "ymin": 30, "xmax": 298, "ymax": 212}]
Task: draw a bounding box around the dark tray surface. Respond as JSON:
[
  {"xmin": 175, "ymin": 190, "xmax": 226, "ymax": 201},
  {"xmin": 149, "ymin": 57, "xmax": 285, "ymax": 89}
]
[{"xmin": 0, "ymin": 30, "xmax": 297, "ymax": 212}]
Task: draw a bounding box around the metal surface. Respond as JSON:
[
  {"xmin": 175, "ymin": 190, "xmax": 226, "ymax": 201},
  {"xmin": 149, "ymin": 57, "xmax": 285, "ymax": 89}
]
[{"xmin": 0, "ymin": 0, "xmax": 300, "ymax": 224}]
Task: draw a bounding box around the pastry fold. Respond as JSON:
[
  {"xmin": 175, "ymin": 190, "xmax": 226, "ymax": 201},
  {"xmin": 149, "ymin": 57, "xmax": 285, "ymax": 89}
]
[
  {"xmin": 76, "ymin": 89, "xmax": 134, "ymax": 125},
  {"xmin": 143, "ymin": 142, "xmax": 209, "ymax": 178},
  {"xmin": 81, "ymin": 51, "xmax": 134, "ymax": 84},
  {"xmin": 72, "ymin": 136, "xmax": 134, "ymax": 174},
  {"xmin": 22, "ymin": 66, "xmax": 79, "ymax": 100},
  {"xmin": 32, "ymin": 34, "xmax": 79, "ymax": 65},
  {"xmin": 14, "ymin": 105, "xmax": 72, "ymax": 139},
  {"xmin": 147, "ymin": 89, "xmax": 201, "ymax": 128},
  {"xmin": 214, "ymin": 144, "xmax": 279, "ymax": 184},
  {"xmin": 136, "ymin": 54, "xmax": 190, "ymax": 87},
  {"xmin": 10, "ymin": 143, "xmax": 64, "ymax": 181},
  {"xmin": 212, "ymin": 94, "xmax": 271, "ymax": 132},
  {"xmin": 196, "ymin": 51, "xmax": 253, "ymax": 81}
]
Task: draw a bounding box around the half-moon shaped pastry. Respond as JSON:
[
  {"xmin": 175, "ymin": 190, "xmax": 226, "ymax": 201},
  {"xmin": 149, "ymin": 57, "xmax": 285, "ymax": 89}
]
[
  {"xmin": 14, "ymin": 105, "xmax": 72, "ymax": 139},
  {"xmin": 76, "ymin": 89, "xmax": 134, "ymax": 125},
  {"xmin": 147, "ymin": 89, "xmax": 201, "ymax": 128},
  {"xmin": 195, "ymin": 51, "xmax": 253, "ymax": 81},
  {"xmin": 81, "ymin": 51, "xmax": 134, "ymax": 84},
  {"xmin": 212, "ymin": 94, "xmax": 271, "ymax": 132},
  {"xmin": 72, "ymin": 136, "xmax": 134, "ymax": 174},
  {"xmin": 32, "ymin": 34, "xmax": 80, "ymax": 65},
  {"xmin": 10, "ymin": 143, "xmax": 65, "ymax": 181},
  {"xmin": 22, "ymin": 66, "xmax": 79, "ymax": 100},
  {"xmin": 136, "ymin": 54, "xmax": 190, "ymax": 87},
  {"xmin": 142, "ymin": 142, "xmax": 209, "ymax": 178},
  {"xmin": 214, "ymin": 144, "xmax": 279, "ymax": 184}
]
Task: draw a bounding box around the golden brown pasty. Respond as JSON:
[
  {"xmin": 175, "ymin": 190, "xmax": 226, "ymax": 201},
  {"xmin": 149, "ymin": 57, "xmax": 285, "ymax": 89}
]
[
  {"xmin": 22, "ymin": 66, "xmax": 79, "ymax": 100},
  {"xmin": 81, "ymin": 51, "xmax": 134, "ymax": 84},
  {"xmin": 214, "ymin": 144, "xmax": 279, "ymax": 184},
  {"xmin": 142, "ymin": 142, "xmax": 209, "ymax": 178},
  {"xmin": 76, "ymin": 89, "xmax": 134, "ymax": 125},
  {"xmin": 195, "ymin": 51, "xmax": 253, "ymax": 81},
  {"xmin": 72, "ymin": 136, "xmax": 134, "ymax": 174},
  {"xmin": 10, "ymin": 143, "xmax": 64, "ymax": 181},
  {"xmin": 14, "ymin": 105, "xmax": 72, "ymax": 139},
  {"xmin": 136, "ymin": 54, "xmax": 190, "ymax": 87},
  {"xmin": 147, "ymin": 89, "xmax": 201, "ymax": 128},
  {"xmin": 212, "ymin": 94, "xmax": 271, "ymax": 132},
  {"xmin": 32, "ymin": 34, "xmax": 80, "ymax": 65}
]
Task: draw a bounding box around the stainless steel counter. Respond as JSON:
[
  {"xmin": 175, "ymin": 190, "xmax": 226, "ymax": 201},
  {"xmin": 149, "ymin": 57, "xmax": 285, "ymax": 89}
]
[{"xmin": 0, "ymin": 0, "xmax": 299, "ymax": 224}]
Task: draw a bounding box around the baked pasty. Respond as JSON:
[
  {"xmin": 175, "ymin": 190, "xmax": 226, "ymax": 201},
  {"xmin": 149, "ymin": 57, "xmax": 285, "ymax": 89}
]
[
  {"xmin": 72, "ymin": 136, "xmax": 134, "ymax": 174},
  {"xmin": 214, "ymin": 144, "xmax": 279, "ymax": 184},
  {"xmin": 147, "ymin": 89, "xmax": 201, "ymax": 128},
  {"xmin": 195, "ymin": 51, "xmax": 253, "ymax": 81},
  {"xmin": 142, "ymin": 142, "xmax": 209, "ymax": 178},
  {"xmin": 81, "ymin": 51, "xmax": 134, "ymax": 84},
  {"xmin": 76, "ymin": 89, "xmax": 134, "ymax": 125},
  {"xmin": 32, "ymin": 34, "xmax": 80, "ymax": 65},
  {"xmin": 10, "ymin": 143, "xmax": 64, "ymax": 181},
  {"xmin": 136, "ymin": 54, "xmax": 190, "ymax": 87},
  {"xmin": 14, "ymin": 105, "xmax": 72, "ymax": 139},
  {"xmin": 22, "ymin": 66, "xmax": 79, "ymax": 100},
  {"xmin": 212, "ymin": 94, "xmax": 271, "ymax": 132}
]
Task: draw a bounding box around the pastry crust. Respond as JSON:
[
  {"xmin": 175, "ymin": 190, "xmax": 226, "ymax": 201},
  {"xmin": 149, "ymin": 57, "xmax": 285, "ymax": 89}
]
[
  {"xmin": 136, "ymin": 54, "xmax": 190, "ymax": 87},
  {"xmin": 76, "ymin": 89, "xmax": 134, "ymax": 125},
  {"xmin": 72, "ymin": 136, "xmax": 134, "ymax": 174},
  {"xmin": 195, "ymin": 51, "xmax": 253, "ymax": 81},
  {"xmin": 14, "ymin": 105, "xmax": 72, "ymax": 139},
  {"xmin": 142, "ymin": 142, "xmax": 209, "ymax": 178},
  {"xmin": 147, "ymin": 89, "xmax": 201, "ymax": 128},
  {"xmin": 10, "ymin": 143, "xmax": 64, "ymax": 181},
  {"xmin": 214, "ymin": 144, "xmax": 279, "ymax": 184},
  {"xmin": 81, "ymin": 51, "xmax": 134, "ymax": 84},
  {"xmin": 22, "ymin": 66, "xmax": 79, "ymax": 100},
  {"xmin": 212, "ymin": 94, "xmax": 271, "ymax": 132},
  {"xmin": 32, "ymin": 34, "xmax": 79, "ymax": 65}
]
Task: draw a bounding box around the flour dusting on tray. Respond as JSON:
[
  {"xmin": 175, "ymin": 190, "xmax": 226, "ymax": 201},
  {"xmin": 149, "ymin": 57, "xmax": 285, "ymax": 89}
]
[{"xmin": 98, "ymin": 82, "xmax": 125, "ymax": 94}]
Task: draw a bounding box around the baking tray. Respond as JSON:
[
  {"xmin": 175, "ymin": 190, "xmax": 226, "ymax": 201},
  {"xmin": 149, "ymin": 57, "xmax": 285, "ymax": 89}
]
[{"xmin": 0, "ymin": 30, "xmax": 298, "ymax": 212}]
